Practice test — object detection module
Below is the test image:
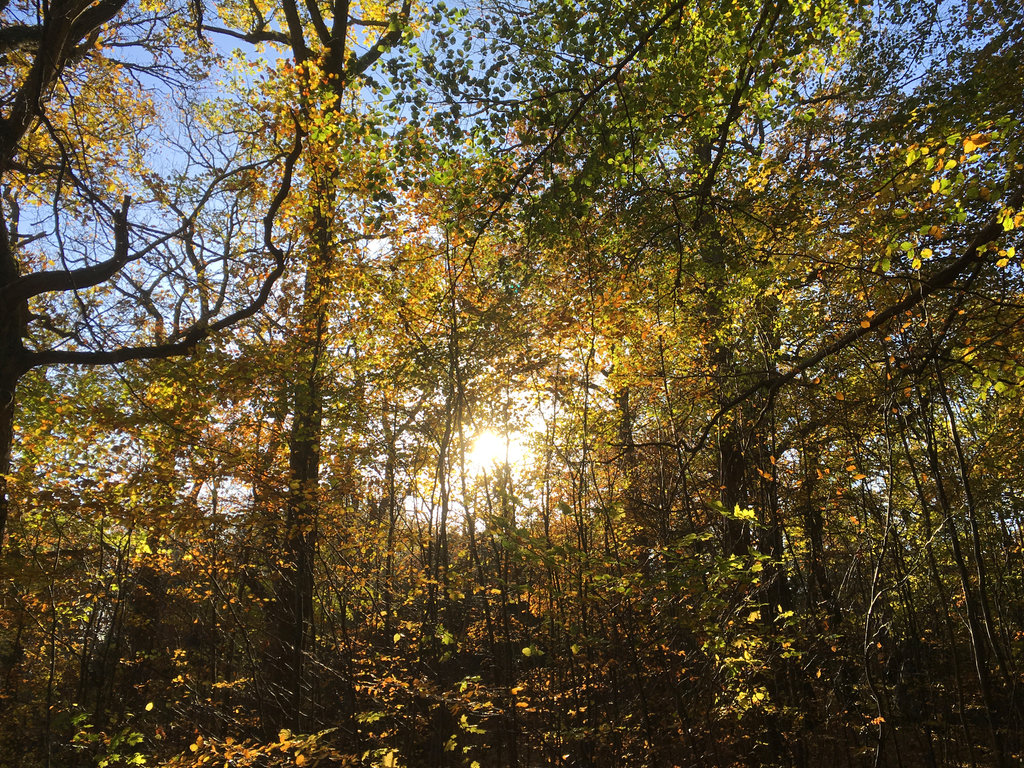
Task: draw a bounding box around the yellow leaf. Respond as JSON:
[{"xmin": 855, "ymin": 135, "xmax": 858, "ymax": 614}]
[
  {"xmin": 296, "ymin": 756, "xmax": 307, "ymax": 766},
  {"xmin": 145, "ymin": 702, "xmax": 154, "ymax": 712},
  {"xmin": 963, "ymin": 133, "xmax": 990, "ymax": 153},
  {"xmin": 383, "ymin": 751, "xmax": 397, "ymax": 767}
]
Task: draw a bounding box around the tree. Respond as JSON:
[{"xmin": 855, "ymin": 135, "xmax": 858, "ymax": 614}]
[
  {"xmin": 4, "ymin": 0, "xmax": 1024, "ymax": 764},
  {"xmin": 0, "ymin": 0, "xmax": 304, "ymax": 546},
  {"xmin": 213, "ymin": 0, "xmax": 414, "ymax": 731}
]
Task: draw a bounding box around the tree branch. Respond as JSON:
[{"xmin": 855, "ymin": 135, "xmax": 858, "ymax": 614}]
[
  {"xmin": 22, "ymin": 123, "xmax": 305, "ymax": 370},
  {"xmin": 472, "ymin": 0, "xmax": 689, "ymax": 241},
  {"xmin": 346, "ymin": 0, "xmax": 410, "ymax": 80},
  {"xmin": 201, "ymin": 24, "xmax": 290, "ymax": 46},
  {"xmin": 0, "ymin": 0, "xmax": 128, "ymax": 160},
  {"xmin": 0, "ymin": 23, "xmax": 43, "ymax": 53},
  {"xmin": 685, "ymin": 172, "xmax": 1024, "ymax": 457},
  {"xmin": 5, "ymin": 195, "xmax": 131, "ymax": 301},
  {"xmin": 3, "ymin": 157, "xmax": 275, "ymax": 304}
]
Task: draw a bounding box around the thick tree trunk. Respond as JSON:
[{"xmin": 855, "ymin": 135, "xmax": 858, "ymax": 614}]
[
  {"xmin": 0, "ymin": 366, "xmax": 16, "ymax": 548},
  {"xmin": 0, "ymin": 216, "xmax": 28, "ymax": 548}
]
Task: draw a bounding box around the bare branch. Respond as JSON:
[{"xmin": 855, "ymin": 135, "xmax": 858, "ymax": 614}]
[
  {"xmin": 201, "ymin": 23, "xmax": 290, "ymax": 45},
  {"xmin": 23, "ymin": 123, "xmax": 306, "ymax": 370},
  {"xmin": 2, "ymin": 158, "xmax": 275, "ymax": 304}
]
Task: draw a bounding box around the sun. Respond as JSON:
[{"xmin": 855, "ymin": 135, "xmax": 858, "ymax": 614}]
[{"xmin": 467, "ymin": 428, "xmax": 526, "ymax": 473}]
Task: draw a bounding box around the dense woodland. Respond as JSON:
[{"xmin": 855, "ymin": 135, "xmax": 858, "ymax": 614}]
[{"xmin": 1, "ymin": 0, "xmax": 1023, "ymax": 765}]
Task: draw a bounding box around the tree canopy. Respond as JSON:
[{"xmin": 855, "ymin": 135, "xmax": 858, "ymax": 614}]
[{"xmin": 1, "ymin": 0, "xmax": 1023, "ymax": 765}]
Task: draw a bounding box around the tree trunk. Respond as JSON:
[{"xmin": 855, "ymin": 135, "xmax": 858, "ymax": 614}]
[
  {"xmin": 265, "ymin": 179, "xmax": 333, "ymax": 733},
  {"xmin": 0, "ymin": 213, "xmax": 29, "ymax": 547},
  {"xmin": 0, "ymin": 365, "xmax": 17, "ymax": 548}
]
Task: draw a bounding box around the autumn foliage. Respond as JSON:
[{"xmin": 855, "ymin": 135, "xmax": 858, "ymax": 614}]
[{"xmin": 1, "ymin": 0, "xmax": 1023, "ymax": 766}]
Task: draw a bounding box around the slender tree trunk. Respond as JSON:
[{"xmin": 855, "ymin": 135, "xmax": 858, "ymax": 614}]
[
  {"xmin": 700, "ymin": 232, "xmax": 750, "ymax": 556},
  {"xmin": 266, "ymin": 172, "xmax": 333, "ymax": 733},
  {"xmin": 382, "ymin": 431, "xmax": 398, "ymax": 637},
  {"xmin": 918, "ymin": 390, "xmax": 1006, "ymax": 767},
  {"xmin": 933, "ymin": 360, "xmax": 1015, "ymax": 692}
]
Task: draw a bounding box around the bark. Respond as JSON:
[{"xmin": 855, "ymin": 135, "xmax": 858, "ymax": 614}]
[
  {"xmin": 265, "ymin": 176, "xmax": 332, "ymax": 732},
  {"xmin": 0, "ymin": 130, "xmax": 301, "ymax": 549},
  {"xmin": 0, "ymin": 230, "xmax": 28, "ymax": 545},
  {"xmin": 259, "ymin": 0, "xmax": 411, "ymax": 731}
]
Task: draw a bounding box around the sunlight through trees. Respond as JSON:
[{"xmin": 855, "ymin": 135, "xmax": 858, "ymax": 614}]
[{"xmin": 1, "ymin": 0, "xmax": 1023, "ymax": 765}]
